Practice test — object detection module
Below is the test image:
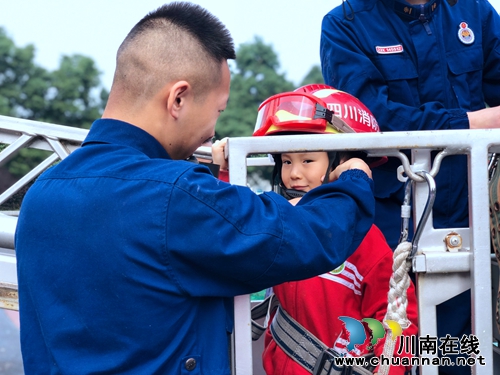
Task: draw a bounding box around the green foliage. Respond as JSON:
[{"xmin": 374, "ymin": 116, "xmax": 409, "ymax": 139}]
[
  {"xmin": 43, "ymin": 54, "xmax": 107, "ymax": 128},
  {"xmin": 0, "ymin": 27, "xmax": 108, "ymax": 180},
  {"xmin": 0, "ymin": 27, "xmax": 108, "ymax": 126},
  {"xmin": 300, "ymin": 65, "xmax": 324, "ymax": 87},
  {"xmin": 0, "ymin": 28, "xmax": 51, "ymax": 119},
  {"xmin": 215, "ymin": 36, "xmax": 295, "ymax": 138}
]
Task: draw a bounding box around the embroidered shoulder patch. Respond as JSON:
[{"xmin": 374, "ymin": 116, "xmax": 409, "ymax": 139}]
[{"xmin": 375, "ymin": 45, "xmax": 404, "ymax": 54}]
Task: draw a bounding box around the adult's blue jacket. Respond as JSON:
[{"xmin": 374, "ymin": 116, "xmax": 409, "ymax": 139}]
[
  {"xmin": 321, "ymin": 2, "xmax": 500, "ymax": 373},
  {"xmin": 15, "ymin": 119, "xmax": 375, "ymax": 374},
  {"xmin": 321, "ymin": 0, "xmax": 500, "ymax": 247}
]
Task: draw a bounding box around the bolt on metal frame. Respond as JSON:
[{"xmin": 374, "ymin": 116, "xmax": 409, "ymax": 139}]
[{"xmin": 0, "ymin": 114, "xmax": 499, "ymax": 374}]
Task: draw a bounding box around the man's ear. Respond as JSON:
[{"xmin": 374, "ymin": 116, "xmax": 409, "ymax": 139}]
[{"xmin": 166, "ymin": 81, "xmax": 191, "ymax": 120}]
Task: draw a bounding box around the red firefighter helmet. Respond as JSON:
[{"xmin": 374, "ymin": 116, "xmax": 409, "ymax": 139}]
[
  {"xmin": 253, "ymin": 90, "xmax": 352, "ymax": 137},
  {"xmin": 253, "ymin": 84, "xmax": 386, "ymax": 167},
  {"xmin": 293, "ymin": 84, "xmax": 381, "ymax": 134}
]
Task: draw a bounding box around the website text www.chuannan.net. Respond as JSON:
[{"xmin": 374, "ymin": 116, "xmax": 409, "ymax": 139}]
[{"xmin": 334, "ymin": 354, "xmax": 486, "ymax": 368}]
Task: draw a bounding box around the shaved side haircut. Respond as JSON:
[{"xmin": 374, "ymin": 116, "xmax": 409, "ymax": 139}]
[{"xmin": 113, "ymin": 2, "xmax": 236, "ymax": 101}]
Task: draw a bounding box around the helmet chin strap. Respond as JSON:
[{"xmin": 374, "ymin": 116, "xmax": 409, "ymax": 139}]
[{"xmin": 280, "ymin": 185, "xmax": 307, "ymax": 199}]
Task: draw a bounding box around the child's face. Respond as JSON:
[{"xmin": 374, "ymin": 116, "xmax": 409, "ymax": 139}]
[{"xmin": 280, "ymin": 152, "xmax": 330, "ymax": 193}]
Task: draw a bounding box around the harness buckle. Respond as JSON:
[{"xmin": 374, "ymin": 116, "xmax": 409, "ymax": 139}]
[{"xmin": 313, "ymin": 348, "xmax": 344, "ymax": 375}]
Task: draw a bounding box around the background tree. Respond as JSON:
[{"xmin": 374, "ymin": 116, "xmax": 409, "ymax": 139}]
[
  {"xmin": 0, "ymin": 27, "xmax": 108, "ymax": 181},
  {"xmin": 300, "ymin": 65, "xmax": 324, "ymax": 87},
  {"xmin": 42, "ymin": 54, "xmax": 108, "ymax": 128},
  {"xmin": 215, "ymin": 36, "xmax": 295, "ymax": 138},
  {"xmin": 0, "ymin": 27, "xmax": 51, "ymax": 119},
  {"xmin": 0, "ymin": 28, "xmax": 108, "ymax": 126}
]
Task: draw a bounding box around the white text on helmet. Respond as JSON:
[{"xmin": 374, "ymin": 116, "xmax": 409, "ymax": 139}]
[{"xmin": 327, "ymin": 103, "xmax": 380, "ymax": 132}]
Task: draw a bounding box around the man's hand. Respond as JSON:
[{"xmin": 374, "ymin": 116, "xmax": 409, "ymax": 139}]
[
  {"xmin": 325, "ymin": 157, "xmax": 372, "ymax": 182},
  {"xmin": 212, "ymin": 138, "xmax": 228, "ymax": 170}
]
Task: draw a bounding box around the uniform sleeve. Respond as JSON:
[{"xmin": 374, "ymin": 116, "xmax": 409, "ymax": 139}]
[
  {"xmin": 360, "ymin": 238, "xmax": 419, "ymax": 374},
  {"xmin": 320, "ymin": 14, "xmax": 470, "ymax": 132},
  {"xmin": 164, "ymin": 167, "xmax": 375, "ymax": 297}
]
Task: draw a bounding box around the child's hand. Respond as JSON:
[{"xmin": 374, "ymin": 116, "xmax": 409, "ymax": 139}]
[
  {"xmin": 326, "ymin": 157, "xmax": 372, "ymax": 181},
  {"xmin": 212, "ymin": 138, "xmax": 228, "ymax": 170}
]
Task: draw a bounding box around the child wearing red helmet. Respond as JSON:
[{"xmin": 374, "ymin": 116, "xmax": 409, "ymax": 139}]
[{"xmin": 213, "ymin": 85, "xmax": 418, "ymax": 375}]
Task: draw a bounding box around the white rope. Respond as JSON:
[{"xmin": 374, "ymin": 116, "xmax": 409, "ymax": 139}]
[{"xmin": 378, "ymin": 241, "xmax": 413, "ymax": 375}]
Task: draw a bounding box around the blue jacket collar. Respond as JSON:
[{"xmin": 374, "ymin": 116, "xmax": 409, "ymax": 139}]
[
  {"xmin": 82, "ymin": 118, "xmax": 171, "ymax": 160},
  {"xmin": 383, "ymin": 0, "xmax": 440, "ymax": 21}
]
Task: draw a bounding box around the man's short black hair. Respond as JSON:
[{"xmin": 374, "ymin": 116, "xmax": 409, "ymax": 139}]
[
  {"xmin": 131, "ymin": 2, "xmax": 235, "ymax": 61},
  {"xmin": 113, "ymin": 2, "xmax": 235, "ymax": 101}
]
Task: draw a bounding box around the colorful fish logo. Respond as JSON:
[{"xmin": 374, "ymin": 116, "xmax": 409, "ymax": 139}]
[
  {"xmin": 339, "ymin": 316, "xmax": 403, "ymax": 353},
  {"xmin": 362, "ymin": 318, "xmax": 385, "ymax": 348},
  {"xmin": 338, "ymin": 316, "xmax": 366, "ymax": 351}
]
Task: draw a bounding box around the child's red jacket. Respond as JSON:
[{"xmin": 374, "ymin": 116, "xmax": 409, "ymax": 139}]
[{"xmin": 263, "ymin": 225, "xmax": 419, "ymax": 375}]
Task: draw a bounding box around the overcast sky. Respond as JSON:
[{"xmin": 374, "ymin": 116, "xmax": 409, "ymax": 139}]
[{"xmin": 2, "ymin": 0, "xmax": 499, "ymax": 90}]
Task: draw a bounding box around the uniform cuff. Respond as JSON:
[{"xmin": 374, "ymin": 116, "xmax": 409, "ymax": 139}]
[{"xmin": 448, "ymin": 109, "xmax": 469, "ymax": 130}]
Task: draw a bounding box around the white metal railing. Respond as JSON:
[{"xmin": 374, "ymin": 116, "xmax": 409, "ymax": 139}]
[
  {"xmin": 226, "ymin": 129, "xmax": 500, "ymax": 375},
  {"xmin": 1, "ymin": 114, "xmax": 500, "ymax": 374},
  {"xmin": 0, "ymin": 115, "xmax": 87, "ymax": 207}
]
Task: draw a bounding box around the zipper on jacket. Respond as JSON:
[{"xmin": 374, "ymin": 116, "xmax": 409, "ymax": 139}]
[{"xmin": 419, "ymin": 4, "xmax": 433, "ymax": 35}]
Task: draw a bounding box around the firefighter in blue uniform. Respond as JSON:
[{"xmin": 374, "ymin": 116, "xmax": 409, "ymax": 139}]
[
  {"xmin": 14, "ymin": 3, "xmax": 377, "ymax": 375},
  {"xmin": 320, "ymin": 0, "xmax": 500, "ymax": 373}
]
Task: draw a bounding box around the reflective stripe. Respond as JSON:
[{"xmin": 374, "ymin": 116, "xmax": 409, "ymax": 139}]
[
  {"xmin": 251, "ymin": 293, "xmax": 280, "ymax": 341},
  {"xmin": 318, "ymin": 273, "xmax": 362, "ymax": 295},
  {"xmin": 270, "ymin": 306, "xmax": 325, "ymax": 372}
]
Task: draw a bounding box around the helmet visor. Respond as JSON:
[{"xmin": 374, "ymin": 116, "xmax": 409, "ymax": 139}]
[{"xmin": 253, "ymin": 92, "xmax": 355, "ymax": 136}]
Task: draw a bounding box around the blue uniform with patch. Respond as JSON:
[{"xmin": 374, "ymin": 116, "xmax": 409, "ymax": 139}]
[
  {"xmin": 321, "ymin": 0, "xmax": 500, "ymax": 373},
  {"xmin": 15, "ymin": 119, "xmax": 375, "ymax": 374}
]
